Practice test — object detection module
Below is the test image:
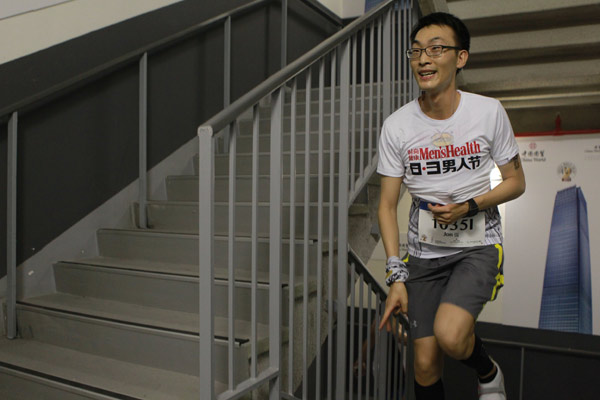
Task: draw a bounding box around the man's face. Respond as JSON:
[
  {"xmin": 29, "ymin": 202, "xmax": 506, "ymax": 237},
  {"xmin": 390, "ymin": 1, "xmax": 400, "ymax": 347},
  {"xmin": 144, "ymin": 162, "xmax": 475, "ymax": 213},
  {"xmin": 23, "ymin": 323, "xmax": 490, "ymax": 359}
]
[{"xmin": 410, "ymin": 24, "xmax": 467, "ymax": 95}]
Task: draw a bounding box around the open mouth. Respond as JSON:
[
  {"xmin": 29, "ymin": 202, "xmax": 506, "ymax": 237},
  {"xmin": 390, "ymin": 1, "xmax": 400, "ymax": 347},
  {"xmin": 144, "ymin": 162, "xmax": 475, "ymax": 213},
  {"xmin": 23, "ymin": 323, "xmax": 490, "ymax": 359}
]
[{"xmin": 419, "ymin": 71, "xmax": 436, "ymax": 78}]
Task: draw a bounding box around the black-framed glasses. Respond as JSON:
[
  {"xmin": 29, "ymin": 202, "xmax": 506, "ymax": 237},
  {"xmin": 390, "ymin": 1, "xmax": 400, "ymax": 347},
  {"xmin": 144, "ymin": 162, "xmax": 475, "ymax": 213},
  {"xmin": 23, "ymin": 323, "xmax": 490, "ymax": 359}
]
[{"xmin": 406, "ymin": 45, "xmax": 461, "ymax": 59}]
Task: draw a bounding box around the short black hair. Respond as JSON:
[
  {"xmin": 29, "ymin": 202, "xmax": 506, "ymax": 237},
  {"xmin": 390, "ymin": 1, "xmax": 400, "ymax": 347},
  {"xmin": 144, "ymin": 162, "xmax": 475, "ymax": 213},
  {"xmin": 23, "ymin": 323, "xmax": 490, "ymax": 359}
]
[{"xmin": 410, "ymin": 12, "xmax": 470, "ymax": 53}]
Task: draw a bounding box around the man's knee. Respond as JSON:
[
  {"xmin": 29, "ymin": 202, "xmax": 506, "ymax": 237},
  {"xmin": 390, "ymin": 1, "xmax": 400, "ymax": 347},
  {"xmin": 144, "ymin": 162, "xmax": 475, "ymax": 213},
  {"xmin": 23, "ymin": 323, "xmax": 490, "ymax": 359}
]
[
  {"xmin": 414, "ymin": 337, "xmax": 443, "ymax": 385},
  {"xmin": 434, "ymin": 303, "xmax": 475, "ymax": 359}
]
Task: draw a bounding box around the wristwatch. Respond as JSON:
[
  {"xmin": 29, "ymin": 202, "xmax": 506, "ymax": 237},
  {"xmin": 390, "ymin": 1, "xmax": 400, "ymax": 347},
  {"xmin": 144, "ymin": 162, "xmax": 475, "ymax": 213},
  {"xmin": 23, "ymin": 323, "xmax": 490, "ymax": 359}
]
[{"xmin": 465, "ymin": 198, "xmax": 479, "ymax": 218}]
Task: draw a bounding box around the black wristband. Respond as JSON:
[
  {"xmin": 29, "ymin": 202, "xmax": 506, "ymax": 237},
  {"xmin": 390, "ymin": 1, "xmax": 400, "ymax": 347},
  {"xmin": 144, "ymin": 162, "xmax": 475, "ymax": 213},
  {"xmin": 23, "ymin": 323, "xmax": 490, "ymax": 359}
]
[{"xmin": 465, "ymin": 198, "xmax": 479, "ymax": 218}]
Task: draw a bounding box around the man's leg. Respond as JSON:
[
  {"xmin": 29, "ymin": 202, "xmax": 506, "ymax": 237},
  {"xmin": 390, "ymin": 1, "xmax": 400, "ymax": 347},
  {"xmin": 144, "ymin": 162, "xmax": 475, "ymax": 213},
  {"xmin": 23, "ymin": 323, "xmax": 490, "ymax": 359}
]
[
  {"xmin": 433, "ymin": 303, "xmax": 501, "ymax": 397},
  {"xmin": 413, "ymin": 336, "xmax": 445, "ymax": 399}
]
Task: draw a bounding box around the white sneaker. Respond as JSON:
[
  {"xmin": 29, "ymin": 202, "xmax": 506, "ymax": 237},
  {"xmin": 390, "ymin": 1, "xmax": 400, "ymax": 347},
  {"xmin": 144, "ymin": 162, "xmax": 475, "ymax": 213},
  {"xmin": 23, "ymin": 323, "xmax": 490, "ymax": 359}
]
[{"xmin": 478, "ymin": 360, "xmax": 506, "ymax": 400}]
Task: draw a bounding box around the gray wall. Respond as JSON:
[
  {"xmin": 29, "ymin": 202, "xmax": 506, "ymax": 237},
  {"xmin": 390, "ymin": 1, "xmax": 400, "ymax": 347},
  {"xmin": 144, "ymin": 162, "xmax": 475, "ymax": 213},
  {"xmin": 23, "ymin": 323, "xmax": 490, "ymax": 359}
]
[{"xmin": 0, "ymin": 0, "xmax": 340, "ymax": 278}]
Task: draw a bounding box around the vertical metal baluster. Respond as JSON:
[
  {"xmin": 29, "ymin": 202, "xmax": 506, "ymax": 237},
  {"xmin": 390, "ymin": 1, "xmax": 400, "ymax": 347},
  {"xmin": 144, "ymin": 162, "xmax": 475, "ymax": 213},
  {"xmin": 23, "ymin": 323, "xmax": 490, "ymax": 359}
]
[
  {"xmin": 392, "ymin": 318, "xmax": 399, "ymax": 400},
  {"xmin": 351, "ymin": 36, "xmax": 357, "ymax": 194},
  {"xmin": 410, "ymin": 0, "xmax": 419, "ymax": 100},
  {"xmin": 404, "ymin": 0, "xmax": 409, "ymax": 106},
  {"xmin": 198, "ymin": 126, "xmax": 215, "ymax": 399},
  {"xmin": 281, "ymin": 0, "xmax": 288, "ymax": 68},
  {"xmin": 399, "ymin": 323, "xmax": 406, "ymax": 400},
  {"xmin": 227, "ymin": 120, "xmax": 237, "ymax": 391},
  {"xmin": 397, "ymin": 1, "xmax": 402, "ymax": 108},
  {"xmin": 383, "ymin": 9, "xmax": 391, "ymax": 120},
  {"xmin": 406, "ymin": 317, "xmax": 415, "ymax": 400},
  {"xmin": 520, "ymin": 347, "xmax": 525, "ymax": 400},
  {"xmin": 365, "ymin": 286, "xmax": 373, "ymax": 400},
  {"xmin": 377, "ymin": 18, "xmax": 382, "ymax": 143},
  {"xmin": 336, "ymin": 38, "xmax": 351, "ymax": 399},
  {"xmin": 387, "ymin": 331, "xmax": 393, "ymax": 399},
  {"xmin": 316, "ymin": 58, "xmax": 325, "ymax": 400},
  {"xmin": 251, "ymin": 105, "xmax": 260, "ymax": 379},
  {"xmin": 348, "ymin": 268, "xmax": 356, "ymax": 399},
  {"xmin": 376, "ymin": 298, "xmax": 385, "ymax": 399},
  {"xmin": 360, "ymin": 29, "xmax": 366, "ymax": 180},
  {"xmin": 327, "ymin": 50, "xmax": 337, "ymax": 400},
  {"xmin": 224, "ymin": 17, "xmax": 231, "ymax": 152},
  {"xmin": 138, "ymin": 53, "xmax": 148, "ymax": 229},
  {"xmin": 357, "ymin": 273, "xmax": 365, "ymax": 399},
  {"xmin": 303, "ymin": 68, "xmax": 312, "ymax": 400},
  {"xmin": 368, "ymin": 23, "xmax": 374, "ymax": 164},
  {"xmin": 391, "ymin": 6, "xmax": 396, "ymax": 112},
  {"xmin": 288, "ymin": 78, "xmax": 297, "ymax": 395},
  {"xmin": 269, "ymin": 87, "xmax": 284, "ymax": 400},
  {"xmin": 6, "ymin": 112, "xmax": 18, "ymax": 340}
]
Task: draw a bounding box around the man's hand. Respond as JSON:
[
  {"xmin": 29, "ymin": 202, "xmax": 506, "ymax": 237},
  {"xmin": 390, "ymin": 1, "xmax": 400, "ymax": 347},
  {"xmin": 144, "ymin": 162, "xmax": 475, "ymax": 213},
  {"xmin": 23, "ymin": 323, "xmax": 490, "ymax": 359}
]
[
  {"xmin": 379, "ymin": 282, "xmax": 408, "ymax": 332},
  {"xmin": 427, "ymin": 202, "xmax": 469, "ymax": 224}
]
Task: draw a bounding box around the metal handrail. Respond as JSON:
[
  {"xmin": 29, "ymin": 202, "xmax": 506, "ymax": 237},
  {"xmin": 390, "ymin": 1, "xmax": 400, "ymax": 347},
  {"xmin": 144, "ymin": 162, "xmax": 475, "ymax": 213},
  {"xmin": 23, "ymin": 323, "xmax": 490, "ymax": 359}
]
[
  {"xmin": 199, "ymin": 0, "xmax": 398, "ymax": 136},
  {"xmin": 197, "ymin": 0, "xmax": 419, "ymax": 397},
  {"xmin": 348, "ymin": 247, "xmax": 388, "ymax": 302},
  {"xmin": 0, "ymin": 0, "xmax": 270, "ymax": 122}
]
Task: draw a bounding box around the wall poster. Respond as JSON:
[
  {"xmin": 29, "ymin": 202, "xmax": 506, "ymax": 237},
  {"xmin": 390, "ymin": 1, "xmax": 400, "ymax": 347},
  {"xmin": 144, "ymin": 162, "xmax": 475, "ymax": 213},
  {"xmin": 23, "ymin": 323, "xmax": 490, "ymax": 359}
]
[{"xmin": 500, "ymin": 133, "xmax": 600, "ymax": 335}]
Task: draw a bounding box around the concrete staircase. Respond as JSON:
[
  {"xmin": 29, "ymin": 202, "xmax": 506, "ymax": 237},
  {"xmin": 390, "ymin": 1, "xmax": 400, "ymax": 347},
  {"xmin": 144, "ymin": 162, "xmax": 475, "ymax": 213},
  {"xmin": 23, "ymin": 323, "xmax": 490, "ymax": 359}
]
[
  {"xmin": 0, "ymin": 90, "xmax": 382, "ymax": 399},
  {"xmin": 445, "ymin": 0, "xmax": 600, "ymax": 133}
]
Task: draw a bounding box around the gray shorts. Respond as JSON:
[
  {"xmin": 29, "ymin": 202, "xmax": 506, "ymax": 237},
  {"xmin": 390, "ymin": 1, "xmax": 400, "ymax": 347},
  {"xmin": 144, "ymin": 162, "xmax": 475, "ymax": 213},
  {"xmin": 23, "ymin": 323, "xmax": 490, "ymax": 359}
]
[{"xmin": 404, "ymin": 244, "xmax": 504, "ymax": 339}]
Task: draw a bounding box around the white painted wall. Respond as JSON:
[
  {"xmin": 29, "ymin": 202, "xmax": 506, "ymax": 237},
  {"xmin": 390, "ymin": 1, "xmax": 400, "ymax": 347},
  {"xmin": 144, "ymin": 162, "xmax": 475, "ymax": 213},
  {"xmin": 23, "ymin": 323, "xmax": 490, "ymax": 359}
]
[
  {"xmin": 318, "ymin": 0, "xmax": 366, "ymax": 19},
  {"xmin": 0, "ymin": 0, "xmax": 183, "ymax": 65}
]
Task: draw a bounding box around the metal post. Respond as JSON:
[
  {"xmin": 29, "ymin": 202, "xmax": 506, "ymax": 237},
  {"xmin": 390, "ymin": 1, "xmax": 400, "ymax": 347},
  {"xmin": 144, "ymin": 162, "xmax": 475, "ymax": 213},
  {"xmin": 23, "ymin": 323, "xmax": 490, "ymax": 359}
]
[
  {"xmin": 316, "ymin": 58, "xmax": 325, "ymax": 400},
  {"xmin": 224, "ymin": 17, "xmax": 232, "ymax": 152},
  {"xmin": 138, "ymin": 53, "xmax": 148, "ymax": 229},
  {"xmin": 198, "ymin": 126, "xmax": 215, "ymax": 400},
  {"xmin": 269, "ymin": 87, "xmax": 284, "ymax": 400},
  {"xmin": 327, "ymin": 49, "xmax": 337, "ymax": 400},
  {"xmin": 335, "ymin": 38, "xmax": 351, "ymax": 399},
  {"xmin": 383, "ymin": 10, "xmax": 392, "ymax": 120},
  {"xmin": 288, "ymin": 78, "xmax": 297, "ymax": 394},
  {"xmin": 224, "ymin": 16, "xmax": 231, "ymax": 108},
  {"xmin": 227, "ymin": 120, "xmax": 237, "ymax": 391},
  {"xmin": 281, "ymin": 0, "xmax": 288, "ymax": 68},
  {"xmin": 302, "ymin": 68, "xmax": 312, "ymax": 400},
  {"xmin": 6, "ymin": 112, "xmax": 18, "ymax": 340},
  {"xmin": 251, "ymin": 106, "xmax": 260, "ymax": 379}
]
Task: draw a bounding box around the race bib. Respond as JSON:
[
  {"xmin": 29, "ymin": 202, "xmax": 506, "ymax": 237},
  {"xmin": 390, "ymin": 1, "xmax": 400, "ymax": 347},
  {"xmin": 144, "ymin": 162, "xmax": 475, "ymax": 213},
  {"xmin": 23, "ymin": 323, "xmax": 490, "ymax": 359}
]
[{"xmin": 418, "ymin": 205, "xmax": 485, "ymax": 247}]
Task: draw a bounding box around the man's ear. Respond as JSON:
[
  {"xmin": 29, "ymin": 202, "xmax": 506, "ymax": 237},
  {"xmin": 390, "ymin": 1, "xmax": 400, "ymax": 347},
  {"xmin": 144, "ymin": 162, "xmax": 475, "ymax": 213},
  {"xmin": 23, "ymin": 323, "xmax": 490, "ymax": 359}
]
[{"xmin": 456, "ymin": 49, "xmax": 468, "ymax": 70}]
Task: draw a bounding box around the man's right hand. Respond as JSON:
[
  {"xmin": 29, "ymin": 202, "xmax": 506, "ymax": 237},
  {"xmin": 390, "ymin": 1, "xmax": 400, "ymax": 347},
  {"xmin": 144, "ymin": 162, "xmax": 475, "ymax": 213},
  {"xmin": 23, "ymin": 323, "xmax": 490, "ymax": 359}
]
[{"xmin": 378, "ymin": 281, "xmax": 408, "ymax": 332}]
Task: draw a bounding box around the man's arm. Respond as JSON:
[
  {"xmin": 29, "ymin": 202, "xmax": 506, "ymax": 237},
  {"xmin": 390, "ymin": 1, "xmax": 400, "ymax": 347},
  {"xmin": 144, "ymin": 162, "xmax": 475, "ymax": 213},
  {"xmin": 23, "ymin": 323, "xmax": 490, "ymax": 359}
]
[
  {"xmin": 378, "ymin": 176, "xmax": 403, "ymax": 258},
  {"xmin": 428, "ymin": 154, "xmax": 526, "ymax": 224},
  {"xmin": 377, "ymin": 175, "xmax": 409, "ymax": 330}
]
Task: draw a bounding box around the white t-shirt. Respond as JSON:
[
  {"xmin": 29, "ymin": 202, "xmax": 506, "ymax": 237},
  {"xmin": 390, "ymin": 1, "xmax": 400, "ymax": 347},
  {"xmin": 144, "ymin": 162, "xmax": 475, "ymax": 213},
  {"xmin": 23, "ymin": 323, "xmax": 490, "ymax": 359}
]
[{"xmin": 377, "ymin": 91, "xmax": 519, "ymax": 258}]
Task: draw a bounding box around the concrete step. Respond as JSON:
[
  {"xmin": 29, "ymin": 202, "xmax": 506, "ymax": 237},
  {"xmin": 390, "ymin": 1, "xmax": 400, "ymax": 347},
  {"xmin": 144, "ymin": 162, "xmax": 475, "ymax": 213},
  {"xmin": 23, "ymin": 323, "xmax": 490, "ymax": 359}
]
[
  {"xmin": 96, "ymin": 229, "xmax": 326, "ymax": 274},
  {"xmin": 449, "ymin": 0, "xmax": 600, "ymax": 36},
  {"xmin": 233, "ymin": 130, "xmax": 378, "ymax": 153},
  {"xmin": 203, "ymin": 150, "xmax": 373, "ymax": 176},
  {"xmin": 15, "ymin": 304, "xmax": 249, "ymax": 386},
  {"xmin": 466, "ymin": 24, "xmax": 600, "ymax": 69},
  {"xmin": 238, "ymin": 112, "xmax": 381, "ymax": 134},
  {"xmin": 0, "ymin": 337, "xmax": 199, "ymax": 399},
  {"xmin": 50, "ymin": 261, "xmax": 290, "ymax": 324},
  {"xmin": 14, "ymin": 305, "xmax": 205, "ymax": 376},
  {"xmin": 138, "ymin": 201, "xmax": 339, "ymax": 237},
  {"xmin": 21, "ymin": 293, "xmax": 271, "ymax": 344},
  {"xmin": 167, "ymin": 174, "xmax": 341, "ymax": 202}
]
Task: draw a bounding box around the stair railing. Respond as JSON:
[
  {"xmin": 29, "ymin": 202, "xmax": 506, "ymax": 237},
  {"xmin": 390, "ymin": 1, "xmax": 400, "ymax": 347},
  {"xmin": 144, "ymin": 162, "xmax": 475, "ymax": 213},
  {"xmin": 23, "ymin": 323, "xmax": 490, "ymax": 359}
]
[
  {"xmin": 197, "ymin": 0, "xmax": 419, "ymax": 398},
  {"xmin": 2, "ymin": 0, "xmax": 319, "ymax": 341},
  {"xmin": 348, "ymin": 247, "xmax": 414, "ymax": 400}
]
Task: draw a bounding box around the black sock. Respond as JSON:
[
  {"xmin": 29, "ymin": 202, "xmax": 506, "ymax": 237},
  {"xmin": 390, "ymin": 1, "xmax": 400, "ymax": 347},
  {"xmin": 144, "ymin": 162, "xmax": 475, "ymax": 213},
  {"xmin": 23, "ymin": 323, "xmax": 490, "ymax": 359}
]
[
  {"xmin": 414, "ymin": 379, "xmax": 445, "ymax": 400},
  {"xmin": 460, "ymin": 335, "xmax": 495, "ymax": 379}
]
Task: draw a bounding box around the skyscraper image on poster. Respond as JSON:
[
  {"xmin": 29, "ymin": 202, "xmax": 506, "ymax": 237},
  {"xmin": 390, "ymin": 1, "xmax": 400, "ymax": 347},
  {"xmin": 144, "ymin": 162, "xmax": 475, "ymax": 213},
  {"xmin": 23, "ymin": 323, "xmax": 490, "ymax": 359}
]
[{"xmin": 539, "ymin": 186, "xmax": 592, "ymax": 334}]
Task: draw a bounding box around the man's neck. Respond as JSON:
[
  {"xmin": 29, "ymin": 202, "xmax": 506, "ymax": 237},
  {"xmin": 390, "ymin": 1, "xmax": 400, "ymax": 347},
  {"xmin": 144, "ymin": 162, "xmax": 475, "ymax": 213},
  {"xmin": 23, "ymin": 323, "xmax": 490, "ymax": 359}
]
[{"xmin": 419, "ymin": 87, "xmax": 461, "ymax": 120}]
